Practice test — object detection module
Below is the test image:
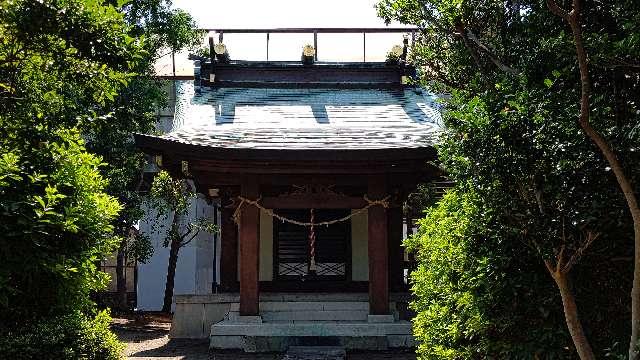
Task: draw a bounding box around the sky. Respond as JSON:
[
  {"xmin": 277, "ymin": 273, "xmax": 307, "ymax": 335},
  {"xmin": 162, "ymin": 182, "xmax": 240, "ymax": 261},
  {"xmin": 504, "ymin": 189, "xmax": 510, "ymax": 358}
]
[
  {"xmin": 172, "ymin": 0, "xmax": 398, "ymax": 29},
  {"xmin": 156, "ymin": 0, "xmax": 411, "ymax": 76}
]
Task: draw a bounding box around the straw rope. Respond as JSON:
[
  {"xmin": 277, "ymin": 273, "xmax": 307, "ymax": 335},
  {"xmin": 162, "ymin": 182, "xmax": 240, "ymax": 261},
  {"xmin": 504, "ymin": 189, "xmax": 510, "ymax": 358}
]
[
  {"xmin": 308, "ymin": 208, "xmax": 317, "ymax": 272},
  {"xmin": 232, "ymin": 194, "xmax": 390, "ymax": 226}
]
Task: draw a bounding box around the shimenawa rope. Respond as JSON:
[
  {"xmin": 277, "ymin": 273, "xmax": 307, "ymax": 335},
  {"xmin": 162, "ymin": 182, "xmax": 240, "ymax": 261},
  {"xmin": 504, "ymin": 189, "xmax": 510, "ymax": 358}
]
[{"xmin": 232, "ymin": 194, "xmax": 390, "ymax": 226}]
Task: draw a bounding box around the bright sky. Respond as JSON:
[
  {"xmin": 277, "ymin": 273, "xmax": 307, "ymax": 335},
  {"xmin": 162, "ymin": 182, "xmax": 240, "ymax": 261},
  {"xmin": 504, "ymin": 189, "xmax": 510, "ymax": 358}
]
[
  {"xmin": 172, "ymin": 0, "xmax": 398, "ymax": 28},
  {"xmin": 156, "ymin": 0, "xmax": 411, "ymax": 76}
]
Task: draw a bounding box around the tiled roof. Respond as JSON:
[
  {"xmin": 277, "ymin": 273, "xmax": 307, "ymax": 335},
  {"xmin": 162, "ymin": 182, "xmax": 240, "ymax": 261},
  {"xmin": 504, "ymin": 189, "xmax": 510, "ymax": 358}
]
[{"xmin": 152, "ymin": 81, "xmax": 442, "ymax": 150}]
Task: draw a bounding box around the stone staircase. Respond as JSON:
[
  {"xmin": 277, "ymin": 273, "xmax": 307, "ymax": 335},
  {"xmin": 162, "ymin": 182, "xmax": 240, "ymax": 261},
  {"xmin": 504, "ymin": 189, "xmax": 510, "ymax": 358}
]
[{"xmin": 210, "ymin": 300, "xmax": 414, "ymax": 352}]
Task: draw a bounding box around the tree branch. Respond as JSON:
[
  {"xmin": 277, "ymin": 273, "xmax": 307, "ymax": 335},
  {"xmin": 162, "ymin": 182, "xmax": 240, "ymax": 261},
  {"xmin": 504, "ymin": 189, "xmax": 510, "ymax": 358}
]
[
  {"xmin": 465, "ymin": 29, "xmax": 521, "ymax": 75},
  {"xmin": 557, "ymin": 245, "xmax": 566, "ymax": 273},
  {"xmin": 455, "ymin": 23, "xmax": 484, "ymax": 71},
  {"xmin": 546, "ymin": 0, "xmax": 570, "ymax": 20},
  {"xmin": 180, "ymin": 230, "xmax": 199, "ymax": 248},
  {"xmin": 565, "ymin": 232, "xmax": 599, "ymax": 272},
  {"xmin": 544, "ymin": 259, "xmax": 556, "ymax": 275}
]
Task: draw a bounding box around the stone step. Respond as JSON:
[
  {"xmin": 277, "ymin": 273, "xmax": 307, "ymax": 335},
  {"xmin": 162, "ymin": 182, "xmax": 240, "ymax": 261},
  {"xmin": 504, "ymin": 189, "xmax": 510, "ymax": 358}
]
[
  {"xmin": 265, "ymin": 310, "xmax": 369, "ymax": 322},
  {"xmin": 226, "ymin": 310, "xmax": 369, "ymax": 322},
  {"xmin": 210, "ymin": 320, "xmax": 415, "ymax": 352},
  {"xmin": 211, "ymin": 320, "xmax": 412, "ymax": 337},
  {"xmin": 283, "ymin": 346, "xmax": 346, "ymax": 360},
  {"xmin": 211, "ymin": 334, "xmax": 391, "ymax": 352},
  {"xmin": 229, "ymin": 301, "xmax": 377, "ymax": 312}
]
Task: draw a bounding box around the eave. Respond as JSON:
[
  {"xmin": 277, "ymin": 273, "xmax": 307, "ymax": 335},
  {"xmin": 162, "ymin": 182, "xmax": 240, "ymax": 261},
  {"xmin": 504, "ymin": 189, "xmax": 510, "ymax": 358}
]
[{"xmin": 134, "ymin": 133, "xmax": 437, "ymax": 163}]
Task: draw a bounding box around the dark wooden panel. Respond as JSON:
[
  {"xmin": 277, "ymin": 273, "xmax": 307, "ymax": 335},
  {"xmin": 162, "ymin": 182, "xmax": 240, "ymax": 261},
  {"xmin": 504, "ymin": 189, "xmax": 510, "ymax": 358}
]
[
  {"xmin": 388, "ymin": 206, "xmax": 406, "ymax": 292},
  {"xmin": 258, "ymin": 281, "xmax": 369, "ymax": 293},
  {"xmin": 208, "ymin": 65, "xmax": 402, "ymax": 86}
]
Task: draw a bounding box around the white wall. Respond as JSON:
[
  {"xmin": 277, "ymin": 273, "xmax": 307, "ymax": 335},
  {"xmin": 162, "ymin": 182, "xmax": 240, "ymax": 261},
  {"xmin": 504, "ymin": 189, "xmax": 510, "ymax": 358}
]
[
  {"xmin": 138, "ymin": 204, "xmax": 367, "ymax": 310},
  {"xmin": 137, "ymin": 195, "xmax": 217, "ymax": 311}
]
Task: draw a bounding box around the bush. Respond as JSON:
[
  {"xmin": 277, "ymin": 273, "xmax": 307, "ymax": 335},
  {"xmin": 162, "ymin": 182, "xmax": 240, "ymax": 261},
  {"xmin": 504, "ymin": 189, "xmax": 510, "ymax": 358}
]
[
  {"xmin": 0, "ymin": 129, "xmax": 121, "ymax": 322},
  {"xmin": 406, "ymin": 190, "xmax": 572, "ymax": 359},
  {"xmin": 0, "ymin": 310, "xmax": 123, "ymax": 360}
]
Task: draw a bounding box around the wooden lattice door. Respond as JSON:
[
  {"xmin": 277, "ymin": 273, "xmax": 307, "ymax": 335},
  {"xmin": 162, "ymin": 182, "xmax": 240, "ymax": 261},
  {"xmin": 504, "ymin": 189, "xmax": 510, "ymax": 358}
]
[{"xmin": 274, "ymin": 209, "xmax": 351, "ymax": 281}]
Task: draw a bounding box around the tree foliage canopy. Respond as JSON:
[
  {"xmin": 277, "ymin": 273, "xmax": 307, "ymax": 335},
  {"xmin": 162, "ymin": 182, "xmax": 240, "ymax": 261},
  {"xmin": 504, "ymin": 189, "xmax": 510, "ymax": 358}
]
[
  {"xmin": 0, "ymin": 0, "xmax": 145, "ymax": 322},
  {"xmin": 0, "ymin": 0, "xmax": 201, "ymax": 327},
  {"xmin": 85, "ymin": 0, "xmax": 201, "ymax": 263},
  {"xmin": 377, "ymin": 0, "xmax": 639, "ymax": 357}
]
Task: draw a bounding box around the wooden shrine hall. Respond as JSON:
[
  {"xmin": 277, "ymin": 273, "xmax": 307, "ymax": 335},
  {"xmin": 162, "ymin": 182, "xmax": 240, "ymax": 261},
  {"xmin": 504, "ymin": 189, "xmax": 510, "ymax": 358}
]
[{"xmin": 135, "ymin": 28, "xmax": 442, "ymax": 352}]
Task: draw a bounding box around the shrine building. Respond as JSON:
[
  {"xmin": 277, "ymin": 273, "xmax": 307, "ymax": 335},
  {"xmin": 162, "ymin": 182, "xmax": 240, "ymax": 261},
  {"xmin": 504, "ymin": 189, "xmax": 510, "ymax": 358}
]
[{"xmin": 135, "ymin": 28, "xmax": 442, "ymax": 352}]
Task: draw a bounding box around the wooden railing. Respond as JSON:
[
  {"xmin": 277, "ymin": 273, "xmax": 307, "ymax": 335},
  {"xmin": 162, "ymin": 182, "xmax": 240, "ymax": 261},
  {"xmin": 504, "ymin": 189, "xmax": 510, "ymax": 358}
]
[{"xmin": 201, "ymin": 27, "xmax": 418, "ymax": 62}]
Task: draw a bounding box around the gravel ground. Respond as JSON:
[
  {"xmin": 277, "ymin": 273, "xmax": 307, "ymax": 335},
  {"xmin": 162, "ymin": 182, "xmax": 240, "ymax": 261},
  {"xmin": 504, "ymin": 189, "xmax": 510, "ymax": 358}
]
[{"xmin": 112, "ymin": 315, "xmax": 416, "ymax": 360}]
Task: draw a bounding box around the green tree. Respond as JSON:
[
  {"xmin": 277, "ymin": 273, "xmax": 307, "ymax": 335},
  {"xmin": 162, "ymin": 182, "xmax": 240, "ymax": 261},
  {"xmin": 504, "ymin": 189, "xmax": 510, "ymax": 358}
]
[
  {"xmin": 0, "ymin": 0, "xmax": 142, "ymax": 321},
  {"xmin": 377, "ymin": 0, "xmax": 638, "ymax": 358},
  {"xmin": 0, "ymin": 0, "xmax": 194, "ymax": 356},
  {"xmin": 407, "ymin": 189, "xmax": 573, "ymax": 358},
  {"xmin": 87, "ymin": 0, "xmax": 202, "ymax": 311},
  {"xmin": 149, "ymin": 171, "xmax": 218, "ymax": 313}
]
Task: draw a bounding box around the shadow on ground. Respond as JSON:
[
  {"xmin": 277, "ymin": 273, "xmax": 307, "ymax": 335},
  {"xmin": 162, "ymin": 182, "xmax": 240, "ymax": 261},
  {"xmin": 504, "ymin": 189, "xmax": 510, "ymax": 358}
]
[{"xmin": 113, "ymin": 316, "xmax": 416, "ymax": 360}]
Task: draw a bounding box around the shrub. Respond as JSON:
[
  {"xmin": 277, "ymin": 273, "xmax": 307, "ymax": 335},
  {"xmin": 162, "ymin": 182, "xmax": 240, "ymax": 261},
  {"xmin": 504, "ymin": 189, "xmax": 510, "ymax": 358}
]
[
  {"xmin": 0, "ymin": 310, "xmax": 123, "ymax": 360},
  {"xmin": 0, "ymin": 130, "xmax": 121, "ymax": 322},
  {"xmin": 406, "ymin": 190, "xmax": 572, "ymax": 359}
]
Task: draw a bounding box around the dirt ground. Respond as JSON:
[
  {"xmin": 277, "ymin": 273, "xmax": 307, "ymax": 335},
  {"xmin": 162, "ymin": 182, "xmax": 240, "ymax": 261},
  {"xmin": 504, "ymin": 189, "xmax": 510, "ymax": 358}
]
[{"xmin": 112, "ymin": 314, "xmax": 416, "ymax": 360}]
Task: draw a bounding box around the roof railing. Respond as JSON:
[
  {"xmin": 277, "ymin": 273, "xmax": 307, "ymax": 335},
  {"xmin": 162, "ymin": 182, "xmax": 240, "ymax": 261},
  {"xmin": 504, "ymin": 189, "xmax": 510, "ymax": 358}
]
[{"xmin": 201, "ymin": 27, "xmax": 418, "ymax": 62}]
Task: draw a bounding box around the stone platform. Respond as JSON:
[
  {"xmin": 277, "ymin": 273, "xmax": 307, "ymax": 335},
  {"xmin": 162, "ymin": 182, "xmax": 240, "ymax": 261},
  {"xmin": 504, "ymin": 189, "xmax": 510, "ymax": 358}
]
[
  {"xmin": 170, "ymin": 292, "xmax": 414, "ymax": 340},
  {"xmin": 209, "ymin": 298, "xmax": 415, "ymax": 352}
]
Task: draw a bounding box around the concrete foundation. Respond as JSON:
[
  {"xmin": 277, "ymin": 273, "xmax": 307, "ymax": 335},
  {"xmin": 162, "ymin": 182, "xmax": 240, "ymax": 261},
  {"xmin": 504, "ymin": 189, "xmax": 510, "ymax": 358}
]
[
  {"xmin": 170, "ymin": 292, "xmax": 413, "ymax": 340},
  {"xmin": 199, "ymin": 293, "xmax": 415, "ymax": 352}
]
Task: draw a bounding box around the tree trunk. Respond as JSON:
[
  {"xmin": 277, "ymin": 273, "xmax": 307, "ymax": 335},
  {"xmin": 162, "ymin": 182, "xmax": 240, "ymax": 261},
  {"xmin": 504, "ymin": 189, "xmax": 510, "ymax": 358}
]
[
  {"xmin": 549, "ymin": 269, "xmax": 596, "ymax": 360},
  {"xmin": 162, "ymin": 235, "xmax": 181, "ymax": 313},
  {"xmin": 115, "ymin": 239, "xmax": 128, "ymax": 311},
  {"xmin": 631, "ymin": 225, "xmax": 640, "ymax": 359},
  {"xmin": 545, "ymin": 2, "xmax": 640, "ymax": 357}
]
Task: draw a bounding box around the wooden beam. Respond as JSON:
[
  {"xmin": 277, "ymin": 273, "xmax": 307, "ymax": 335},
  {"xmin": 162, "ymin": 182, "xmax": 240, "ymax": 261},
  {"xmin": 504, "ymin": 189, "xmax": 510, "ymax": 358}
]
[
  {"xmin": 261, "ymin": 196, "xmax": 367, "ymax": 209},
  {"xmin": 194, "ymin": 172, "xmax": 435, "ymax": 199},
  {"xmin": 368, "ymin": 175, "xmax": 389, "ymax": 315},
  {"xmin": 193, "ymin": 172, "xmax": 372, "ymax": 187},
  {"xmin": 219, "ymin": 195, "xmax": 238, "ymax": 291},
  {"xmin": 239, "ymin": 178, "xmax": 260, "ymax": 315},
  {"xmin": 190, "ymin": 158, "xmax": 432, "ymax": 175}
]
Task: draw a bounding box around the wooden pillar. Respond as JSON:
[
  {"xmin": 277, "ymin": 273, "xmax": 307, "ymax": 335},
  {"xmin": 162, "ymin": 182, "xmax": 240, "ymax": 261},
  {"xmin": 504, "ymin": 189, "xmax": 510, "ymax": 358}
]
[
  {"xmin": 368, "ymin": 176, "xmax": 389, "ymax": 315},
  {"xmin": 239, "ymin": 178, "xmax": 260, "ymax": 316},
  {"xmin": 388, "ymin": 206, "xmax": 404, "ymax": 292},
  {"xmin": 219, "ymin": 194, "xmax": 238, "ymax": 291}
]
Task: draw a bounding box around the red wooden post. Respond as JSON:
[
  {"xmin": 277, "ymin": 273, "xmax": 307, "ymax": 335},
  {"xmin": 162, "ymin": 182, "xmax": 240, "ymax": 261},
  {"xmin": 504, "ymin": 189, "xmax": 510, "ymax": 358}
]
[
  {"xmin": 368, "ymin": 176, "xmax": 389, "ymax": 315},
  {"xmin": 388, "ymin": 206, "xmax": 404, "ymax": 292},
  {"xmin": 219, "ymin": 194, "xmax": 238, "ymax": 291},
  {"xmin": 239, "ymin": 178, "xmax": 260, "ymax": 316}
]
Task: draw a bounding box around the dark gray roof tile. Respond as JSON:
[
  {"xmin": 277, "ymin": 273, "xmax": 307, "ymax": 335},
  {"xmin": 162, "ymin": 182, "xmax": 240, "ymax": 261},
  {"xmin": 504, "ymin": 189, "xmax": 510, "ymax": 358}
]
[{"xmin": 155, "ymin": 81, "xmax": 442, "ymax": 150}]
